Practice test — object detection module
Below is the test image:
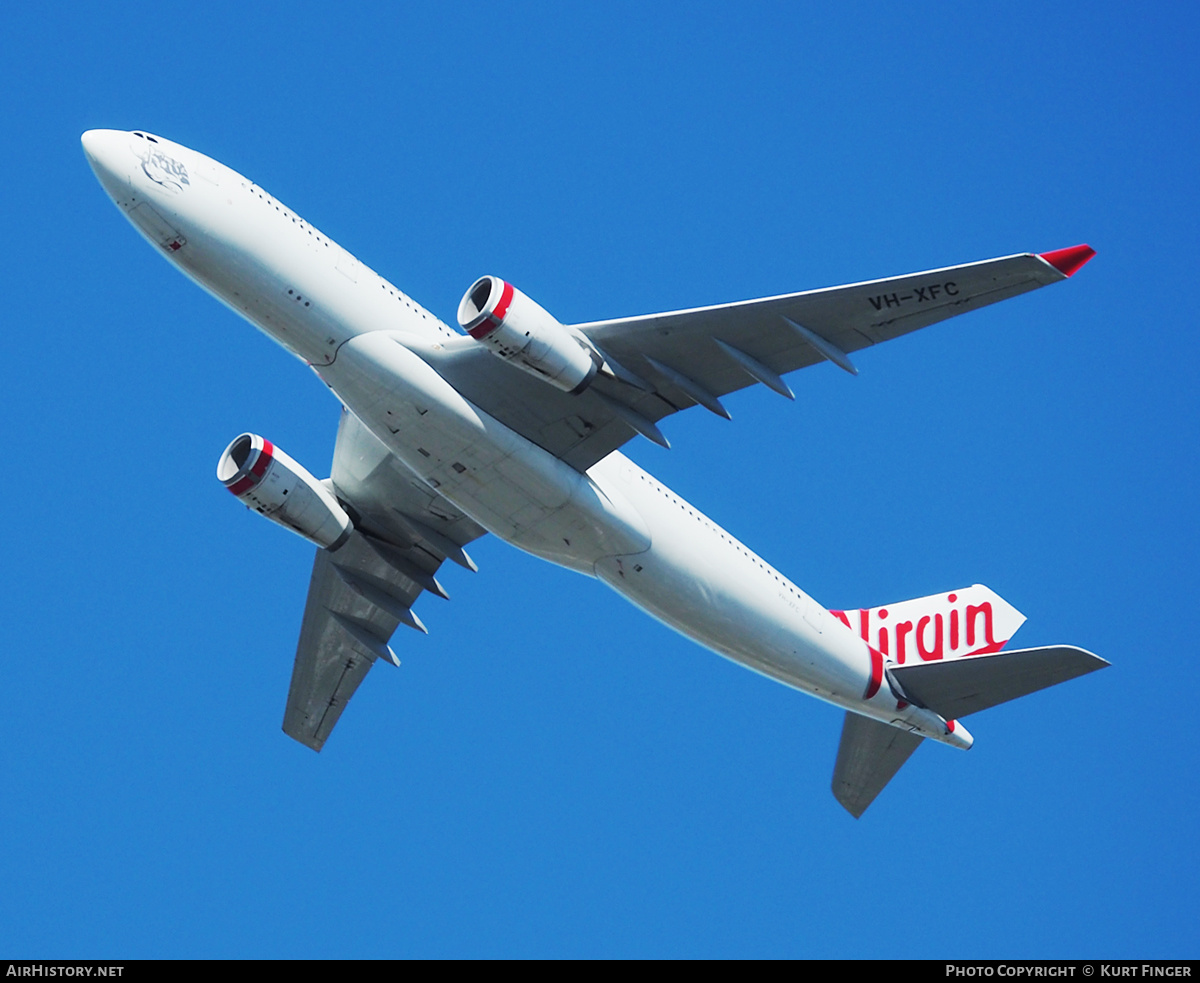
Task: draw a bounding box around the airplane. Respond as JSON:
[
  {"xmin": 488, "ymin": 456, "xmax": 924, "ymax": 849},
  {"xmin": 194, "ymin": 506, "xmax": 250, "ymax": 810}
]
[{"xmin": 82, "ymin": 128, "xmax": 1107, "ymax": 817}]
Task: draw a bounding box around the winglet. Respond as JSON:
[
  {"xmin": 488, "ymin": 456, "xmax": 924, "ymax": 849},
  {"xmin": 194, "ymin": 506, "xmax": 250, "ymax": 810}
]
[{"xmin": 1038, "ymin": 244, "xmax": 1096, "ymax": 278}]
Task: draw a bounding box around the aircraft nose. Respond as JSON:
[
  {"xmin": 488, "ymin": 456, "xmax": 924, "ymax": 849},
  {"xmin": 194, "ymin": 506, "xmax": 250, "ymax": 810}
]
[
  {"xmin": 80, "ymin": 129, "xmax": 101, "ymax": 158},
  {"xmin": 82, "ymin": 129, "xmax": 133, "ymax": 199},
  {"xmin": 81, "ymin": 128, "xmax": 120, "ymax": 164}
]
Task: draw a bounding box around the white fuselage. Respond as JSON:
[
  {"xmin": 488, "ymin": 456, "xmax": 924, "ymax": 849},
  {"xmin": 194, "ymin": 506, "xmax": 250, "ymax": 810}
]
[{"xmin": 82, "ymin": 129, "xmax": 970, "ymax": 748}]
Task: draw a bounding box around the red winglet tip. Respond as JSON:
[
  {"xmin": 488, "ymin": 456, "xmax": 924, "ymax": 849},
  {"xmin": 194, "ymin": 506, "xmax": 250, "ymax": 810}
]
[{"xmin": 1038, "ymin": 244, "xmax": 1096, "ymax": 277}]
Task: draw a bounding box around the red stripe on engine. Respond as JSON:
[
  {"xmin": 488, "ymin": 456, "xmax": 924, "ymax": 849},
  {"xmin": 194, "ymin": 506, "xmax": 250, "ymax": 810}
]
[
  {"xmin": 251, "ymin": 439, "xmax": 274, "ymax": 477},
  {"xmin": 227, "ymin": 439, "xmax": 274, "ymax": 496},
  {"xmin": 227, "ymin": 474, "xmax": 256, "ymax": 496},
  {"xmin": 467, "ymin": 281, "xmax": 515, "ymax": 340},
  {"xmin": 493, "ymin": 280, "xmax": 514, "ymax": 321}
]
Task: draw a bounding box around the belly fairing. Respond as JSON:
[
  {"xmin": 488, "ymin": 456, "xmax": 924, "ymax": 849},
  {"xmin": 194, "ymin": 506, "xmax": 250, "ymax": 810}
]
[{"xmin": 319, "ymin": 333, "xmax": 650, "ymax": 573}]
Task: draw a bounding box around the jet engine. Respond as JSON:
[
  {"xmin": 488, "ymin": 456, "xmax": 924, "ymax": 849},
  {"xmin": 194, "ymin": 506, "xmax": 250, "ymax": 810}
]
[
  {"xmin": 457, "ymin": 276, "xmax": 599, "ymax": 393},
  {"xmin": 217, "ymin": 433, "xmax": 352, "ymax": 550}
]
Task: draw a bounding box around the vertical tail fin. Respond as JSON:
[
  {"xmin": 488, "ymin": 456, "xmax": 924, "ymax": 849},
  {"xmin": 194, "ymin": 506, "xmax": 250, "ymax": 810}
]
[{"xmin": 830, "ymin": 584, "xmax": 1025, "ymax": 666}]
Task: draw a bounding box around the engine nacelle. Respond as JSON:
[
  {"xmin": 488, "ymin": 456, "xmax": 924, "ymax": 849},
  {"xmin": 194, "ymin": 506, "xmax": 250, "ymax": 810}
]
[
  {"xmin": 217, "ymin": 433, "xmax": 352, "ymax": 550},
  {"xmin": 457, "ymin": 276, "xmax": 599, "ymax": 393}
]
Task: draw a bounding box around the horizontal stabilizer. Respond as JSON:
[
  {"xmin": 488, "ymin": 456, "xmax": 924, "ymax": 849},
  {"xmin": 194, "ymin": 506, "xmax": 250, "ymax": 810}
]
[
  {"xmin": 832, "ymin": 712, "xmax": 924, "ymax": 818},
  {"xmin": 888, "ymin": 645, "xmax": 1108, "ymax": 720}
]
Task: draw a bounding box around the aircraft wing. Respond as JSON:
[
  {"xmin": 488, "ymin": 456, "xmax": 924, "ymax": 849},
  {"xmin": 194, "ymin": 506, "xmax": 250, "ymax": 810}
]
[
  {"xmin": 419, "ymin": 246, "xmax": 1093, "ymax": 472},
  {"xmin": 282, "ymin": 408, "xmax": 486, "ymax": 750}
]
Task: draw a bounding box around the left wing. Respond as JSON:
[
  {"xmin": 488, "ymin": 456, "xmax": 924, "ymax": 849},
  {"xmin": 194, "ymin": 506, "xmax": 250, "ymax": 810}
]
[
  {"xmin": 419, "ymin": 246, "xmax": 1094, "ymax": 472},
  {"xmin": 282, "ymin": 408, "xmax": 486, "ymax": 750}
]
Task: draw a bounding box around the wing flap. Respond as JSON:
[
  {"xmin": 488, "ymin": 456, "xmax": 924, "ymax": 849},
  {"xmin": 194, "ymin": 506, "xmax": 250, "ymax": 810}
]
[{"xmin": 832, "ymin": 711, "xmax": 924, "ymax": 818}]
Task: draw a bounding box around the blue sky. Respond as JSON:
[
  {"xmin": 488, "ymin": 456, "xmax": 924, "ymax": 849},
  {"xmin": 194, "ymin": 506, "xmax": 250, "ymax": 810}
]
[{"xmin": 1, "ymin": 1, "xmax": 1196, "ymax": 958}]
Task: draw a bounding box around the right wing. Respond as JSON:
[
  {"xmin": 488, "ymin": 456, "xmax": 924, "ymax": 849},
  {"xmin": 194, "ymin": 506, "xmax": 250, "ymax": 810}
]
[
  {"xmin": 418, "ymin": 246, "xmax": 1094, "ymax": 472},
  {"xmin": 282, "ymin": 407, "xmax": 486, "ymax": 750}
]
